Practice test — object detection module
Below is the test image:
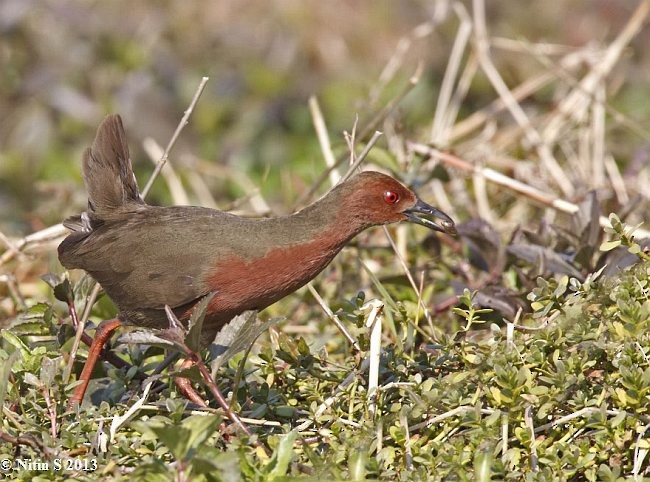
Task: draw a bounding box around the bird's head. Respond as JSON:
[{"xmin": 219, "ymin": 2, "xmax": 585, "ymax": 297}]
[{"xmin": 338, "ymin": 171, "xmax": 456, "ymax": 234}]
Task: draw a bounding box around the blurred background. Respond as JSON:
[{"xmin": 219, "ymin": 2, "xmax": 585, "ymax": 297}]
[
  {"xmin": 3, "ymin": 3, "xmax": 650, "ymax": 475},
  {"xmin": 2, "ymin": 1, "xmax": 648, "ymax": 230},
  {"xmin": 1, "ymin": 0, "xmax": 649, "ymax": 317}
]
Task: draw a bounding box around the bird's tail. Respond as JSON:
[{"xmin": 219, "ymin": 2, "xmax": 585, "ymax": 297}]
[
  {"xmin": 59, "ymin": 114, "xmax": 144, "ymax": 266},
  {"xmin": 78, "ymin": 114, "xmax": 143, "ymax": 221}
]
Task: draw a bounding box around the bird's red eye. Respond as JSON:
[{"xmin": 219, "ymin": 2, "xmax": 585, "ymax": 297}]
[{"xmin": 383, "ymin": 191, "xmax": 399, "ymax": 204}]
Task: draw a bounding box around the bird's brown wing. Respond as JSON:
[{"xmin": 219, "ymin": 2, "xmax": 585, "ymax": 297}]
[{"xmin": 58, "ymin": 206, "xmax": 253, "ymax": 312}]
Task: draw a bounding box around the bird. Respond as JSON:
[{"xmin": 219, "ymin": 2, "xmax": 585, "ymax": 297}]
[{"xmin": 58, "ymin": 114, "xmax": 456, "ymax": 407}]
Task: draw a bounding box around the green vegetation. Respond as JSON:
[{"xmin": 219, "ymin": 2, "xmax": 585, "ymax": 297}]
[
  {"xmin": 2, "ymin": 1, "xmax": 650, "ymax": 480},
  {"xmin": 3, "ymin": 213, "xmax": 650, "ymax": 480}
]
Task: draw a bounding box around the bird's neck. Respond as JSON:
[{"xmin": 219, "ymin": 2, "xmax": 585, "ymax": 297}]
[
  {"xmin": 280, "ymin": 186, "xmax": 370, "ymax": 248},
  {"xmin": 202, "ymin": 190, "xmax": 370, "ymax": 315}
]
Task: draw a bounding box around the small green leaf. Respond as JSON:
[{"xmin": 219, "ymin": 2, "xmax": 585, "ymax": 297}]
[
  {"xmin": 0, "ymin": 351, "xmax": 20, "ymax": 425},
  {"xmin": 348, "ymin": 446, "xmax": 368, "ymax": 481},
  {"xmin": 599, "ymin": 240, "xmax": 621, "ymax": 252},
  {"xmin": 53, "ymin": 278, "xmax": 74, "ymax": 303},
  {"xmin": 267, "ymin": 430, "xmax": 298, "ymax": 481},
  {"xmin": 531, "ymin": 301, "xmax": 545, "ymax": 311},
  {"xmin": 186, "ymin": 291, "xmax": 216, "ymax": 353},
  {"xmin": 148, "ymin": 414, "xmax": 221, "ymax": 462},
  {"xmin": 490, "ymin": 386, "xmax": 502, "ymax": 405},
  {"xmin": 296, "ymin": 337, "xmax": 311, "ymax": 356}
]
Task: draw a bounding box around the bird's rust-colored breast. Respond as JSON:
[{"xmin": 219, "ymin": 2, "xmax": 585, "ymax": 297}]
[{"xmin": 200, "ymin": 227, "xmax": 348, "ymax": 316}]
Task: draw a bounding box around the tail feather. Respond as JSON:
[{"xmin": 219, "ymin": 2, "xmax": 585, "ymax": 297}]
[{"xmin": 82, "ymin": 114, "xmax": 143, "ymax": 218}]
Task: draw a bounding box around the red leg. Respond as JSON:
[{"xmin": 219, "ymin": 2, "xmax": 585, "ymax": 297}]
[
  {"xmin": 175, "ymin": 358, "xmax": 252, "ymax": 437},
  {"xmin": 175, "ymin": 358, "xmax": 207, "ymax": 407},
  {"xmin": 67, "ymin": 299, "xmax": 131, "ymax": 370},
  {"xmin": 67, "ymin": 318, "xmax": 123, "ymax": 409}
]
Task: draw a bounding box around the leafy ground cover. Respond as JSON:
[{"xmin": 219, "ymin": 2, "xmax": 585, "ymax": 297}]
[{"xmin": 2, "ymin": 1, "xmax": 650, "ymax": 480}]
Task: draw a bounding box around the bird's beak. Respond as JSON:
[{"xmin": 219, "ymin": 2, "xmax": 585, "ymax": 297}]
[{"xmin": 404, "ymin": 199, "xmax": 456, "ymax": 235}]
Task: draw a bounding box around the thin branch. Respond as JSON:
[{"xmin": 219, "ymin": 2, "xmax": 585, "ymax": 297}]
[
  {"xmin": 0, "ymin": 224, "xmax": 67, "ymax": 268},
  {"xmin": 410, "ymin": 143, "xmax": 650, "ymax": 238},
  {"xmin": 297, "ymin": 63, "xmax": 423, "ymax": 206},
  {"xmin": 0, "ymin": 431, "xmax": 54, "ymax": 457},
  {"xmin": 309, "ymin": 96, "xmax": 340, "ymax": 186},
  {"xmin": 307, "ymin": 283, "xmax": 360, "ymax": 352},
  {"xmin": 340, "ymin": 131, "xmax": 384, "ymax": 183},
  {"xmin": 141, "ymin": 76, "xmax": 209, "ymax": 198},
  {"xmin": 143, "ymin": 137, "xmax": 190, "ymax": 205},
  {"xmin": 472, "ymin": 0, "xmax": 574, "ymax": 197}
]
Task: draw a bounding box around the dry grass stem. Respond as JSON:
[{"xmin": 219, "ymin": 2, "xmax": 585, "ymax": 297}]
[
  {"xmin": 542, "ymin": 0, "xmax": 650, "ymax": 143},
  {"xmin": 143, "ymin": 137, "xmax": 190, "ymax": 205},
  {"xmin": 340, "ymin": 130, "xmax": 384, "ymax": 183},
  {"xmin": 343, "ymin": 115, "xmax": 359, "ymax": 167},
  {"xmin": 430, "ymin": 2, "xmax": 472, "ymax": 145},
  {"xmin": 184, "ymin": 169, "xmax": 219, "ymax": 209},
  {"xmin": 472, "ymin": 0, "xmax": 573, "ymax": 197},
  {"xmin": 307, "ymin": 283, "xmax": 360, "ymax": 352},
  {"xmin": 141, "ymin": 76, "xmax": 209, "ymax": 198},
  {"xmin": 413, "ymin": 144, "xmax": 650, "ymax": 238},
  {"xmin": 604, "ymin": 154, "xmax": 629, "ymax": 205},
  {"xmin": 309, "ymin": 96, "xmax": 340, "ymax": 187}
]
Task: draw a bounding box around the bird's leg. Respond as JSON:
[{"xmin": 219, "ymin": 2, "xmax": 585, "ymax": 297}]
[
  {"xmin": 66, "ymin": 298, "xmax": 81, "ymax": 330},
  {"xmin": 174, "ymin": 359, "xmax": 207, "ymax": 407},
  {"xmin": 187, "ymin": 353, "xmax": 253, "ymax": 437},
  {"xmin": 173, "ymin": 356, "xmax": 255, "ymax": 437},
  {"xmin": 151, "ymin": 355, "xmax": 239, "ymax": 419},
  {"xmin": 66, "ymin": 299, "xmax": 132, "ymax": 371},
  {"xmin": 177, "ymin": 355, "xmax": 269, "ymax": 453},
  {"xmin": 159, "ymin": 304, "xmax": 250, "ymax": 434},
  {"xmin": 67, "ymin": 318, "xmax": 123, "ymax": 409}
]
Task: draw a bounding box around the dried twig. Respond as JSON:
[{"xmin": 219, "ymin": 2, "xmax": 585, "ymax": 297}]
[
  {"xmin": 143, "ymin": 137, "xmax": 190, "ymax": 205},
  {"xmin": 472, "ymin": 0, "xmax": 574, "ymax": 197},
  {"xmin": 307, "ymin": 283, "xmax": 360, "ymax": 352},
  {"xmin": 0, "ymin": 430, "xmax": 55, "ymax": 458},
  {"xmin": 340, "ymin": 131, "xmax": 384, "ymax": 183},
  {"xmin": 298, "ymin": 63, "xmax": 423, "ymax": 206},
  {"xmin": 0, "ymin": 224, "xmax": 67, "ymax": 268},
  {"xmin": 309, "ymin": 96, "xmax": 340, "ymax": 187},
  {"xmin": 411, "ymin": 143, "xmax": 650, "ymax": 238},
  {"xmin": 141, "ymin": 76, "xmax": 209, "ymax": 198}
]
